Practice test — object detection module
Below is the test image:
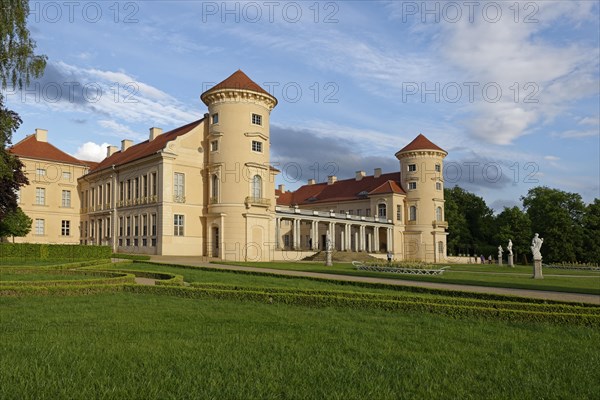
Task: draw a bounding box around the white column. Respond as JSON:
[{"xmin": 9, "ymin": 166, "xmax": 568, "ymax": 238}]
[
  {"xmin": 367, "ymin": 233, "xmax": 372, "ymax": 252},
  {"xmin": 387, "ymin": 228, "xmax": 394, "ymax": 252},
  {"xmin": 328, "ymin": 222, "xmax": 335, "ymax": 250},
  {"xmin": 275, "ymin": 218, "xmax": 281, "ymax": 249},
  {"xmin": 346, "ymin": 224, "xmax": 351, "ymax": 251},
  {"xmin": 340, "ymin": 230, "xmax": 345, "ymax": 251},
  {"xmin": 374, "ymin": 227, "xmax": 379, "ymax": 252},
  {"xmin": 313, "ymin": 221, "xmax": 319, "ymax": 250}
]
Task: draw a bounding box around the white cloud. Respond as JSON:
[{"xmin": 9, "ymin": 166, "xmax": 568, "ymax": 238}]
[
  {"xmin": 73, "ymin": 142, "xmax": 111, "ymax": 162},
  {"xmin": 579, "ymin": 116, "xmax": 600, "ymax": 126},
  {"xmin": 98, "ymin": 119, "xmax": 145, "ymax": 141},
  {"xmin": 558, "ymin": 130, "xmax": 599, "ymax": 139},
  {"xmin": 544, "ymin": 155, "xmax": 560, "ymax": 161}
]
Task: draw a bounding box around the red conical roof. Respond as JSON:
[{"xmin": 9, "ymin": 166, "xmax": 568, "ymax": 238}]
[
  {"xmin": 201, "ymin": 69, "xmax": 271, "ymax": 98},
  {"xmin": 397, "ymin": 134, "xmax": 446, "ymax": 154}
]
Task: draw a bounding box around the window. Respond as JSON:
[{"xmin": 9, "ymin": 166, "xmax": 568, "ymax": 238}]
[
  {"xmin": 284, "ymin": 235, "xmax": 290, "ymax": 247},
  {"xmin": 127, "ymin": 179, "xmax": 132, "ymax": 200},
  {"xmin": 63, "ymin": 171, "xmax": 71, "ymax": 180},
  {"xmin": 251, "ymin": 113, "xmax": 262, "ymax": 125},
  {"xmin": 174, "ymin": 173, "xmax": 185, "ymax": 202},
  {"xmin": 134, "ymin": 215, "xmax": 139, "ymax": 236},
  {"xmin": 409, "ymin": 206, "xmax": 417, "ymax": 221},
  {"xmin": 119, "ymin": 217, "xmax": 124, "ymax": 236},
  {"xmin": 436, "ymin": 206, "xmax": 443, "ymax": 222},
  {"xmin": 35, "ymin": 219, "xmax": 45, "ymax": 235},
  {"xmin": 35, "ymin": 188, "xmax": 45, "ymax": 205},
  {"xmin": 251, "ymin": 175, "xmax": 262, "ymax": 198},
  {"xmin": 210, "ymin": 140, "xmax": 219, "ymax": 152},
  {"xmin": 251, "ymin": 140, "xmax": 263, "ymax": 153},
  {"xmin": 142, "ymin": 175, "xmax": 148, "ymax": 197},
  {"xmin": 435, "ymin": 164, "xmax": 441, "ymax": 172},
  {"xmin": 212, "ymin": 113, "xmax": 219, "ymax": 124},
  {"xmin": 36, "ymin": 168, "xmax": 46, "ymax": 178},
  {"xmin": 340, "ymin": 210, "xmax": 345, "ymax": 214},
  {"xmin": 142, "ymin": 214, "xmax": 148, "ymax": 236},
  {"xmin": 119, "ymin": 182, "xmax": 124, "ymax": 201},
  {"xmin": 408, "ymin": 182, "xmax": 417, "ymax": 190},
  {"xmin": 106, "ymin": 183, "xmax": 111, "ymax": 205},
  {"xmin": 174, "ymin": 214, "xmax": 184, "ymax": 236},
  {"xmin": 438, "ymin": 241, "xmax": 444, "ymax": 254},
  {"xmin": 356, "ymin": 209, "xmax": 362, "ymax": 216},
  {"xmin": 436, "ymin": 182, "xmax": 442, "ymax": 190},
  {"xmin": 134, "ymin": 178, "xmax": 139, "ymax": 199},
  {"xmin": 397, "ymin": 205, "xmax": 402, "ymax": 221},
  {"xmin": 126, "ymin": 216, "xmax": 131, "ymax": 236},
  {"xmin": 378, "ymin": 204, "xmax": 387, "ymax": 218},
  {"xmin": 151, "ymin": 172, "xmax": 157, "ymax": 196},
  {"xmin": 408, "ymin": 164, "xmax": 416, "ymax": 172},
  {"xmin": 366, "ymin": 209, "xmax": 371, "ymax": 217},
  {"xmin": 348, "ymin": 210, "xmax": 354, "ymax": 215},
  {"xmin": 98, "ymin": 219, "xmax": 103, "ymax": 239},
  {"xmin": 151, "ymin": 238, "xmax": 157, "ymax": 247},
  {"xmin": 151, "ymin": 213, "xmax": 157, "ymax": 236},
  {"xmin": 142, "ymin": 238, "xmax": 147, "ymax": 247},
  {"xmin": 211, "ymin": 175, "xmax": 219, "ymax": 200},
  {"xmin": 62, "ymin": 190, "xmax": 71, "ymax": 207},
  {"xmin": 106, "ymin": 217, "xmax": 111, "ymax": 237}
]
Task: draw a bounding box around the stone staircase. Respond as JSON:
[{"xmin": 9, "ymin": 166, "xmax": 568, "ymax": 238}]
[{"xmin": 303, "ymin": 251, "xmax": 380, "ymax": 263}]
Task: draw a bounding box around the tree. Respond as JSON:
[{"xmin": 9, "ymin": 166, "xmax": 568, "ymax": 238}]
[
  {"xmin": 521, "ymin": 187, "xmax": 586, "ymax": 263},
  {"xmin": 444, "ymin": 186, "xmax": 494, "ymax": 256},
  {"xmin": 0, "ymin": 206, "xmax": 31, "ymax": 242},
  {"xmin": 1, "ymin": 0, "xmax": 47, "ymax": 218},
  {"xmin": 493, "ymin": 206, "xmax": 532, "ymax": 264},
  {"xmin": 582, "ymin": 199, "xmax": 600, "ymax": 264}
]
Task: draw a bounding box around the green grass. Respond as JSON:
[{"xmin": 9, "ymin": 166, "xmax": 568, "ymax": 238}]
[
  {"xmin": 1, "ymin": 293, "xmax": 599, "ymax": 399},
  {"xmin": 218, "ymin": 262, "xmax": 600, "ymax": 295}
]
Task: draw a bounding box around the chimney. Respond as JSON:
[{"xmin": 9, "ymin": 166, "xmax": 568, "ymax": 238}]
[
  {"xmin": 121, "ymin": 139, "xmax": 133, "ymax": 152},
  {"xmin": 327, "ymin": 176, "xmax": 337, "ymax": 185},
  {"xmin": 355, "ymin": 170, "xmax": 366, "ymax": 181},
  {"xmin": 107, "ymin": 145, "xmax": 119, "ymax": 157},
  {"xmin": 149, "ymin": 127, "xmax": 162, "ymax": 141},
  {"xmin": 308, "ymin": 179, "xmax": 316, "ymax": 185},
  {"xmin": 278, "ymin": 184, "xmax": 285, "ymax": 193},
  {"xmin": 35, "ymin": 128, "xmax": 48, "ymax": 142},
  {"xmin": 374, "ymin": 168, "xmax": 382, "ymax": 178}
]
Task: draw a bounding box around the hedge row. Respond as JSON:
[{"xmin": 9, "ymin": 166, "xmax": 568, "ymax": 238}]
[
  {"xmin": 189, "ymin": 282, "xmax": 600, "ymax": 316},
  {"xmin": 0, "ymin": 243, "xmax": 111, "ymax": 261},
  {"xmin": 111, "ymin": 253, "xmax": 152, "ymax": 261},
  {"xmin": 137, "ymin": 261, "xmax": 596, "ymax": 307},
  {"xmin": 127, "ymin": 284, "xmax": 600, "ymax": 327},
  {"xmin": 108, "ymin": 268, "xmax": 184, "ymax": 286},
  {"xmin": 0, "ymin": 275, "xmax": 134, "ymax": 288},
  {"xmin": 0, "ymin": 283, "xmax": 129, "ymax": 297}
]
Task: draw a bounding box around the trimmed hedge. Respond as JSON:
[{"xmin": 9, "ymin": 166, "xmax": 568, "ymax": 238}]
[
  {"xmin": 127, "ymin": 284, "xmax": 600, "ymax": 327},
  {"xmin": 0, "ymin": 283, "xmax": 130, "ymax": 297},
  {"xmin": 0, "ymin": 243, "xmax": 111, "ymax": 261},
  {"xmin": 137, "ymin": 261, "xmax": 598, "ymax": 307},
  {"xmin": 111, "ymin": 253, "xmax": 152, "ymax": 261},
  {"xmin": 0, "ymin": 271, "xmax": 135, "ymax": 287}
]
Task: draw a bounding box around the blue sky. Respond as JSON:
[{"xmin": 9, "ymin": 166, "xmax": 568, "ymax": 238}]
[{"xmin": 5, "ymin": 0, "xmax": 600, "ymax": 210}]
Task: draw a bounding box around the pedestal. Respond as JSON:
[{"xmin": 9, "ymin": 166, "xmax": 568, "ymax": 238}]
[
  {"xmin": 508, "ymin": 254, "xmax": 514, "ymax": 267},
  {"xmin": 498, "ymin": 255, "xmax": 502, "ymax": 266},
  {"xmin": 325, "ymin": 250, "xmax": 333, "ymax": 267},
  {"xmin": 533, "ymin": 258, "xmax": 543, "ymax": 279}
]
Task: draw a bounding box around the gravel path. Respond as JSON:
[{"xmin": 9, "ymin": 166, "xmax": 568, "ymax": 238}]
[{"xmin": 148, "ymin": 256, "xmax": 600, "ymax": 305}]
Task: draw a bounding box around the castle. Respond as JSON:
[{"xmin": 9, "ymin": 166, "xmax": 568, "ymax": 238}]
[{"xmin": 8, "ymin": 70, "xmax": 448, "ymax": 262}]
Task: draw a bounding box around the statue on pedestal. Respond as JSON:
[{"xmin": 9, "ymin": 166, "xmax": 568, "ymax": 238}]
[
  {"xmin": 507, "ymin": 239, "xmax": 513, "ymax": 256},
  {"xmin": 531, "ymin": 233, "xmax": 544, "ymax": 260},
  {"xmin": 498, "ymin": 245, "xmax": 503, "ymax": 259}
]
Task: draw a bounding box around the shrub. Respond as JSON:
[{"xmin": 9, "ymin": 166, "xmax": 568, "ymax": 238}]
[{"xmin": 0, "ymin": 243, "xmax": 111, "ymax": 262}]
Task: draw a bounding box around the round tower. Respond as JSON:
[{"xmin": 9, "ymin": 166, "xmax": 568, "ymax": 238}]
[
  {"xmin": 395, "ymin": 134, "xmax": 447, "ymax": 262},
  {"xmin": 200, "ymin": 70, "xmax": 278, "ymax": 261}
]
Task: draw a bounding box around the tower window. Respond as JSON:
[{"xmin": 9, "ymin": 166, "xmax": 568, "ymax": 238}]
[
  {"xmin": 409, "ymin": 206, "xmax": 417, "ymax": 221},
  {"xmin": 436, "ymin": 206, "xmax": 443, "ymax": 222},
  {"xmin": 396, "ymin": 205, "xmax": 402, "ymax": 221},
  {"xmin": 212, "ymin": 113, "xmax": 219, "ymax": 124},
  {"xmin": 408, "ymin": 182, "xmax": 417, "ymax": 190},
  {"xmin": 408, "ymin": 164, "xmax": 416, "ymax": 172},
  {"xmin": 251, "ymin": 113, "xmax": 262, "ymax": 126},
  {"xmin": 436, "ymin": 182, "xmax": 442, "ymax": 190},
  {"xmin": 210, "ymin": 140, "xmax": 219, "ymax": 152},
  {"xmin": 251, "ymin": 140, "xmax": 263, "ymax": 153},
  {"xmin": 435, "ymin": 164, "xmax": 441, "ymax": 172},
  {"xmin": 251, "ymin": 175, "xmax": 262, "ymax": 198}
]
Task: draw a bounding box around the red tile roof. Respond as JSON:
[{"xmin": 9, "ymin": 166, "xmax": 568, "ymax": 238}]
[
  {"xmin": 9, "ymin": 135, "xmax": 89, "ymax": 166},
  {"xmin": 89, "ymin": 118, "xmax": 204, "ymax": 173},
  {"xmin": 397, "ymin": 133, "xmax": 446, "ymax": 154},
  {"xmin": 201, "ymin": 69, "xmax": 272, "ymax": 102},
  {"xmin": 276, "ymin": 172, "xmax": 405, "ymax": 206}
]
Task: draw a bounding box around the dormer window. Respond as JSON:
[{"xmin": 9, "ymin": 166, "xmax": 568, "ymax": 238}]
[
  {"xmin": 212, "ymin": 113, "xmax": 219, "ymax": 124},
  {"xmin": 358, "ymin": 190, "xmax": 369, "ymax": 198},
  {"xmin": 252, "ymin": 113, "xmax": 262, "ymax": 126}
]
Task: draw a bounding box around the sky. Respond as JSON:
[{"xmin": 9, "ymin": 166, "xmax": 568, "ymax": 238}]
[{"xmin": 5, "ymin": 0, "xmax": 600, "ymax": 211}]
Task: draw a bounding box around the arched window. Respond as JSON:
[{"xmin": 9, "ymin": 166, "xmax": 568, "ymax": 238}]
[
  {"xmin": 252, "ymin": 175, "xmax": 262, "ymax": 198},
  {"xmin": 378, "ymin": 203, "xmax": 387, "ymax": 218},
  {"xmin": 436, "ymin": 206, "xmax": 443, "ymax": 222},
  {"xmin": 409, "ymin": 206, "xmax": 417, "ymax": 221},
  {"xmin": 211, "ymin": 175, "xmax": 219, "ymax": 200},
  {"xmin": 438, "ymin": 241, "xmax": 444, "ymax": 254}
]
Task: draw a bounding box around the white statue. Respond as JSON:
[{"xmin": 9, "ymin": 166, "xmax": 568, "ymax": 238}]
[
  {"xmin": 326, "ymin": 230, "xmax": 332, "ymax": 252},
  {"xmin": 531, "ymin": 233, "xmax": 544, "ymax": 260},
  {"xmin": 507, "ymin": 239, "xmax": 513, "ymax": 256},
  {"xmin": 498, "ymin": 245, "xmax": 503, "ymax": 258}
]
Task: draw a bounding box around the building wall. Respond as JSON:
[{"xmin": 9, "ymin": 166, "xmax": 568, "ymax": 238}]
[{"xmin": 15, "ymin": 157, "xmax": 88, "ymax": 244}]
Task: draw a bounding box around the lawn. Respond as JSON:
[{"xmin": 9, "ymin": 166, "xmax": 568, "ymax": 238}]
[
  {"xmin": 1, "ymin": 293, "xmax": 599, "ymax": 400},
  {"xmin": 217, "ymin": 262, "xmax": 600, "ymax": 295}
]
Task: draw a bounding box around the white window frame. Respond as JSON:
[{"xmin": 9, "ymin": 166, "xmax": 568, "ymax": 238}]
[
  {"xmin": 62, "ymin": 190, "xmax": 71, "ymax": 207},
  {"xmin": 62, "ymin": 171, "xmax": 72, "ymax": 180},
  {"xmin": 61, "ymin": 220, "xmax": 70, "ymax": 236},
  {"xmin": 435, "ymin": 164, "xmax": 441, "ymax": 172},
  {"xmin": 212, "ymin": 113, "xmax": 219, "ymax": 124},
  {"xmin": 436, "ymin": 182, "xmax": 442, "ymax": 190},
  {"xmin": 408, "ymin": 164, "xmax": 417, "ymax": 172},
  {"xmin": 251, "ymin": 175, "xmax": 262, "ymax": 199},
  {"xmin": 436, "ymin": 206, "xmax": 443, "ymax": 222},
  {"xmin": 408, "ymin": 181, "xmax": 417, "ymax": 190},
  {"xmin": 210, "ymin": 140, "xmax": 219, "ymax": 152},
  {"xmin": 251, "ymin": 140, "xmax": 263, "ymax": 153},
  {"xmin": 409, "ymin": 206, "xmax": 417, "ymax": 221},
  {"xmin": 378, "ymin": 203, "xmax": 387, "ymax": 218},
  {"xmin": 174, "ymin": 214, "xmax": 184, "ymax": 236},
  {"xmin": 174, "ymin": 172, "xmax": 185, "ymax": 202},
  {"xmin": 35, "ymin": 219, "xmax": 45, "ymax": 235},
  {"xmin": 35, "ymin": 187, "xmax": 45, "ymax": 205},
  {"xmin": 251, "ymin": 113, "xmax": 262, "ymax": 126}
]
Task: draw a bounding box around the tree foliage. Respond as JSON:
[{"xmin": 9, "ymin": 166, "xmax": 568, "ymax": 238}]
[
  {"xmin": 582, "ymin": 199, "xmax": 600, "ymax": 263},
  {"xmin": 0, "ymin": 206, "xmax": 31, "ymax": 241},
  {"xmin": 521, "ymin": 187, "xmax": 586, "ymax": 263},
  {"xmin": 493, "ymin": 206, "xmax": 532, "ymax": 264},
  {"xmin": 1, "ymin": 0, "xmax": 47, "ymax": 219}
]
